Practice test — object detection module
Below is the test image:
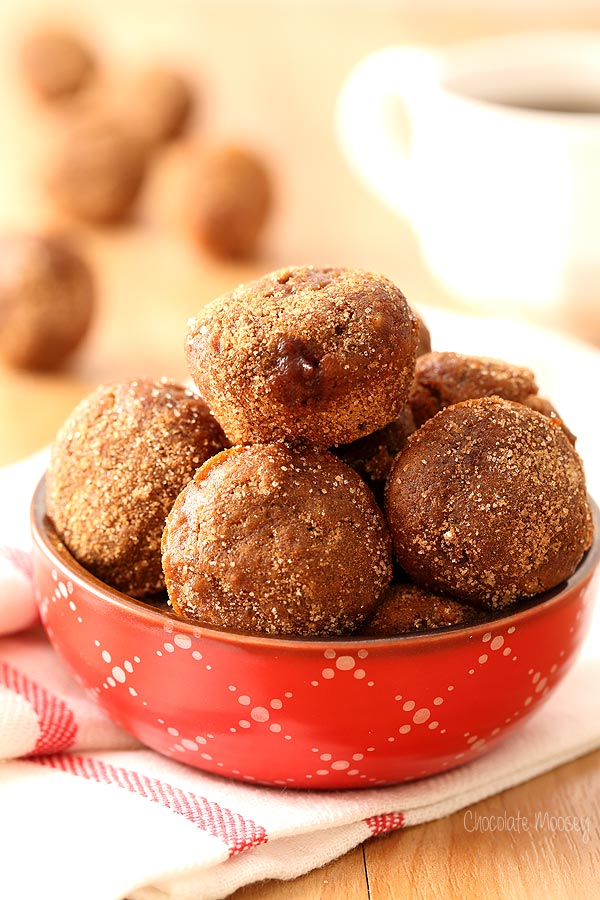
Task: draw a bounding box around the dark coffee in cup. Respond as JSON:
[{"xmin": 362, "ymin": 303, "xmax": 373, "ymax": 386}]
[{"xmin": 484, "ymin": 93, "xmax": 600, "ymax": 115}]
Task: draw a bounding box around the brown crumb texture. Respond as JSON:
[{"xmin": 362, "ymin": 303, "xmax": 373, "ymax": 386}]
[
  {"xmin": 46, "ymin": 378, "xmax": 228, "ymax": 597},
  {"xmin": 333, "ymin": 406, "xmax": 415, "ymax": 503},
  {"xmin": 360, "ymin": 582, "xmax": 483, "ymax": 635},
  {"xmin": 0, "ymin": 234, "xmax": 94, "ymax": 370},
  {"xmin": 185, "ymin": 266, "xmax": 419, "ymax": 446},
  {"xmin": 385, "ymin": 396, "xmax": 594, "ymax": 609},
  {"xmin": 162, "ymin": 443, "xmax": 393, "ymax": 636},
  {"xmin": 409, "ymin": 352, "xmax": 538, "ymax": 426},
  {"xmin": 522, "ymin": 393, "xmax": 576, "ymax": 445}
]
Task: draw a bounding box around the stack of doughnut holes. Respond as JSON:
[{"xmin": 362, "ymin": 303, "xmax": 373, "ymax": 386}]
[{"xmin": 46, "ymin": 265, "xmax": 594, "ymax": 637}]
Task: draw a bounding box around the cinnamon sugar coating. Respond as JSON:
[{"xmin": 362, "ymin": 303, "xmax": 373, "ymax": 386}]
[
  {"xmin": 333, "ymin": 406, "xmax": 415, "ymax": 503},
  {"xmin": 409, "ymin": 351, "xmax": 575, "ymax": 442},
  {"xmin": 162, "ymin": 444, "xmax": 393, "ymax": 635},
  {"xmin": 186, "ymin": 266, "xmax": 419, "ymax": 446},
  {"xmin": 385, "ymin": 397, "xmax": 593, "ymax": 609},
  {"xmin": 360, "ymin": 582, "xmax": 482, "ymax": 635},
  {"xmin": 409, "ymin": 352, "xmax": 537, "ymax": 426},
  {"xmin": 47, "ymin": 378, "xmax": 227, "ymax": 597},
  {"xmin": 523, "ymin": 394, "xmax": 576, "ymax": 445},
  {"xmin": 0, "ymin": 234, "xmax": 94, "ymax": 370}
]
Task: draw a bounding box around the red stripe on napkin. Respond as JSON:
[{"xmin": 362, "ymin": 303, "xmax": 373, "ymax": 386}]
[
  {"xmin": 0, "ymin": 546, "xmax": 33, "ymax": 581},
  {"xmin": 0, "ymin": 662, "xmax": 77, "ymax": 754},
  {"xmin": 365, "ymin": 812, "xmax": 405, "ymax": 836},
  {"xmin": 34, "ymin": 754, "xmax": 268, "ymax": 856}
]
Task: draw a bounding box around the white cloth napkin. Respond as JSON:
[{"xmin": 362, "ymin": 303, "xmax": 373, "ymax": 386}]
[{"xmin": 1, "ymin": 309, "xmax": 600, "ymax": 900}]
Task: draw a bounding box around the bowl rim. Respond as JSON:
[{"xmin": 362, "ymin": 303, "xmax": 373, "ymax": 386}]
[{"xmin": 31, "ymin": 475, "xmax": 600, "ymax": 652}]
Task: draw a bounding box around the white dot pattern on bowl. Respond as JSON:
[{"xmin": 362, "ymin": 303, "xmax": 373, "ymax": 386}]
[
  {"xmin": 174, "ymin": 634, "xmax": 192, "ymax": 649},
  {"xmin": 464, "ymin": 623, "xmax": 522, "ymax": 677},
  {"xmin": 335, "ymin": 656, "xmax": 355, "ymax": 671},
  {"xmin": 43, "ymin": 581, "xmax": 584, "ymax": 785},
  {"xmin": 314, "ymin": 650, "xmax": 371, "ymax": 686}
]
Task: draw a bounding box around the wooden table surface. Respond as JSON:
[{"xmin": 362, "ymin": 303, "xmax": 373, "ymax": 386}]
[{"xmin": 1, "ymin": 3, "xmax": 599, "ymax": 898}]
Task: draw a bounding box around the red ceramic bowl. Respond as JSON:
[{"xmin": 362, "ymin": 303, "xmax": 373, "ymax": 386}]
[{"xmin": 31, "ymin": 478, "xmax": 600, "ymax": 790}]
